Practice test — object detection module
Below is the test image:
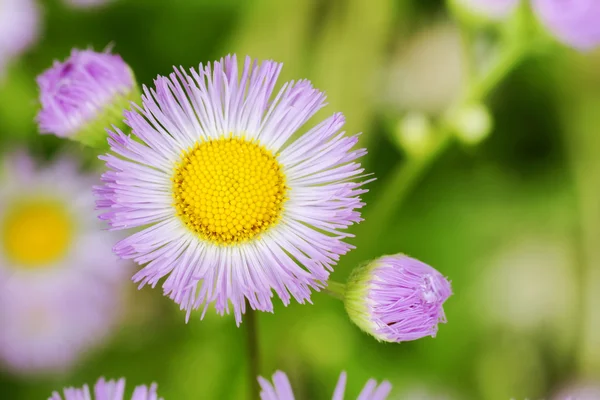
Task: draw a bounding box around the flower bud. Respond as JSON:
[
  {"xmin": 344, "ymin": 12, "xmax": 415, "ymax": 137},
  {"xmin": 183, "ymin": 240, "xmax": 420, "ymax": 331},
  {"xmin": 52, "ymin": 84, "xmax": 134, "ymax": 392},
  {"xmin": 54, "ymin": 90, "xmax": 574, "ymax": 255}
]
[
  {"xmin": 451, "ymin": 103, "xmax": 493, "ymax": 146},
  {"xmin": 36, "ymin": 48, "xmax": 138, "ymax": 148},
  {"xmin": 395, "ymin": 112, "xmax": 434, "ymax": 157},
  {"xmin": 344, "ymin": 254, "xmax": 452, "ymax": 343}
]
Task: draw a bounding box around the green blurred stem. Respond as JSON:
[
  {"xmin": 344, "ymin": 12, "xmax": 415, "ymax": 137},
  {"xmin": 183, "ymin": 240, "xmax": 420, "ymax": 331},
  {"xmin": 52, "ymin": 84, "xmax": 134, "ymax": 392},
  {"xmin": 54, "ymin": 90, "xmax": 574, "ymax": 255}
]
[
  {"xmin": 324, "ymin": 281, "xmax": 346, "ymax": 300},
  {"xmin": 245, "ymin": 308, "xmax": 260, "ymax": 400},
  {"xmin": 348, "ymin": 41, "xmax": 527, "ymax": 265}
]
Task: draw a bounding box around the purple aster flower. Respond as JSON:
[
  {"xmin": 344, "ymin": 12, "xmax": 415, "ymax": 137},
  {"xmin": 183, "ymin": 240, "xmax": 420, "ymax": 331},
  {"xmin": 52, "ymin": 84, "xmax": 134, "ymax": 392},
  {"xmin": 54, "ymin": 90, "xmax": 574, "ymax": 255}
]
[
  {"xmin": 258, "ymin": 370, "xmax": 392, "ymax": 400},
  {"xmin": 532, "ymin": 0, "xmax": 600, "ymax": 50},
  {"xmin": 36, "ymin": 49, "xmax": 138, "ymax": 147},
  {"xmin": 343, "ymin": 254, "xmax": 452, "ymax": 343},
  {"xmin": 0, "ymin": 0, "xmax": 40, "ymax": 77},
  {"xmin": 95, "ymin": 54, "xmax": 368, "ymax": 325},
  {"xmin": 0, "ymin": 151, "xmax": 128, "ymax": 374},
  {"xmin": 49, "ymin": 377, "xmax": 162, "ymax": 400}
]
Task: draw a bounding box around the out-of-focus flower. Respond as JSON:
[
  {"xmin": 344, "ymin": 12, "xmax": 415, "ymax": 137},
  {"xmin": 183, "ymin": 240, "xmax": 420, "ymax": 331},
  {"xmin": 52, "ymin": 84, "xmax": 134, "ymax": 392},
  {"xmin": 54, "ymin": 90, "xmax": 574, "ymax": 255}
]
[
  {"xmin": 476, "ymin": 238, "xmax": 576, "ymax": 333},
  {"xmin": 49, "ymin": 377, "xmax": 162, "ymax": 400},
  {"xmin": 453, "ymin": 0, "xmax": 519, "ymax": 20},
  {"xmin": 0, "ymin": 152, "xmax": 127, "ymax": 374},
  {"xmin": 383, "ymin": 23, "xmax": 465, "ymax": 115},
  {"xmin": 552, "ymin": 381, "xmax": 600, "ymax": 400},
  {"xmin": 95, "ymin": 54, "xmax": 368, "ymax": 325},
  {"xmin": 62, "ymin": 0, "xmax": 115, "ymax": 8},
  {"xmin": 532, "ymin": 0, "xmax": 600, "ymax": 50},
  {"xmin": 36, "ymin": 49, "xmax": 138, "ymax": 148},
  {"xmin": 258, "ymin": 371, "xmax": 392, "ymax": 400},
  {"xmin": 343, "ymin": 254, "xmax": 452, "ymax": 343},
  {"xmin": 0, "ymin": 0, "xmax": 40, "ymax": 77}
]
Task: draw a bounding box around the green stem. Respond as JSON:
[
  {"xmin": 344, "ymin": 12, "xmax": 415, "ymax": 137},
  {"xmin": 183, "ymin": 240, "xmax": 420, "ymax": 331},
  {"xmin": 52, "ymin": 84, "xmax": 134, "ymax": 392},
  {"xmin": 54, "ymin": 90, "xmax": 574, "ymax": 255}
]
[
  {"xmin": 245, "ymin": 308, "xmax": 260, "ymax": 400},
  {"xmin": 345, "ymin": 39, "xmax": 527, "ymax": 268},
  {"xmin": 324, "ymin": 280, "xmax": 347, "ymax": 300}
]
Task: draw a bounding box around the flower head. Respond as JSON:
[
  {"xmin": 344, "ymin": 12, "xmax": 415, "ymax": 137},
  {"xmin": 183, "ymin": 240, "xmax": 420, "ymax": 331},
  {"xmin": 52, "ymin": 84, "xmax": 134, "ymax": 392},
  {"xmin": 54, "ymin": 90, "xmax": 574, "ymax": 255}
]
[
  {"xmin": 0, "ymin": 0, "xmax": 40, "ymax": 77},
  {"xmin": 36, "ymin": 49, "xmax": 138, "ymax": 147},
  {"xmin": 532, "ymin": 0, "xmax": 600, "ymax": 50},
  {"xmin": 96, "ymin": 54, "xmax": 368, "ymax": 324},
  {"xmin": 343, "ymin": 254, "xmax": 452, "ymax": 343},
  {"xmin": 49, "ymin": 377, "xmax": 162, "ymax": 400},
  {"xmin": 259, "ymin": 370, "xmax": 392, "ymax": 400},
  {"xmin": 0, "ymin": 151, "xmax": 127, "ymax": 374}
]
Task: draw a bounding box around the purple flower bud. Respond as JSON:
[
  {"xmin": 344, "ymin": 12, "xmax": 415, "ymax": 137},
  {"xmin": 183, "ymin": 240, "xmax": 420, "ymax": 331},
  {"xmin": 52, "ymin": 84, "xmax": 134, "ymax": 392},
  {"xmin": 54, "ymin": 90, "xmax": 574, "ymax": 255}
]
[
  {"xmin": 532, "ymin": 0, "xmax": 600, "ymax": 50},
  {"xmin": 36, "ymin": 49, "xmax": 138, "ymax": 147},
  {"xmin": 49, "ymin": 377, "xmax": 162, "ymax": 400},
  {"xmin": 344, "ymin": 254, "xmax": 452, "ymax": 343}
]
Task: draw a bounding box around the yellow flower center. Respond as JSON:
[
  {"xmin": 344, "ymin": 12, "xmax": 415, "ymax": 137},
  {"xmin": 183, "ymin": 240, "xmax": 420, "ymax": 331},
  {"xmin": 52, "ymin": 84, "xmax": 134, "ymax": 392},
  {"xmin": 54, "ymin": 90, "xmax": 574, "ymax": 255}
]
[
  {"xmin": 172, "ymin": 137, "xmax": 288, "ymax": 245},
  {"xmin": 1, "ymin": 200, "xmax": 74, "ymax": 268}
]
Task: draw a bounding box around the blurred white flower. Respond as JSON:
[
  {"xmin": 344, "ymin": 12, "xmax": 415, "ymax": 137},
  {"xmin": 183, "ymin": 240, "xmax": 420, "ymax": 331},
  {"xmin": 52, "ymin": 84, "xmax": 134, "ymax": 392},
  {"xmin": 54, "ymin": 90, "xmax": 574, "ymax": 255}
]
[
  {"xmin": 383, "ymin": 22, "xmax": 465, "ymax": 115},
  {"xmin": 476, "ymin": 237, "xmax": 576, "ymax": 333}
]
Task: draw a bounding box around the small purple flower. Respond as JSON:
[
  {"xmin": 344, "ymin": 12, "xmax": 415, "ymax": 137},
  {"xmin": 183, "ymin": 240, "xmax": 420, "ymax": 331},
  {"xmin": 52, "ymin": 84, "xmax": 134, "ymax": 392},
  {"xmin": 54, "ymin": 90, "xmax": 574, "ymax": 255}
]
[
  {"xmin": 49, "ymin": 377, "xmax": 162, "ymax": 400},
  {"xmin": 0, "ymin": 0, "xmax": 40, "ymax": 76},
  {"xmin": 343, "ymin": 254, "xmax": 452, "ymax": 343},
  {"xmin": 258, "ymin": 371, "xmax": 392, "ymax": 400},
  {"xmin": 95, "ymin": 54, "xmax": 368, "ymax": 325},
  {"xmin": 532, "ymin": 0, "xmax": 600, "ymax": 50},
  {"xmin": 36, "ymin": 49, "xmax": 137, "ymax": 146}
]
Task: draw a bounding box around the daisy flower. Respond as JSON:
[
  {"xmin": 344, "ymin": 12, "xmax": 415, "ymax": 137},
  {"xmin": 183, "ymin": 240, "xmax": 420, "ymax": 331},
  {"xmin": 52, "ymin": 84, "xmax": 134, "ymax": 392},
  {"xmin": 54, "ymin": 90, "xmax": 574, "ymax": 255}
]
[
  {"xmin": 0, "ymin": 0, "xmax": 40, "ymax": 77},
  {"xmin": 96, "ymin": 54, "xmax": 368, "ymax": 324},
  {"xmin": 0, "ymin": 151, "xmax": 127, "ymax": 374},
  {"xmin": 36, "ymin": 48, "xmax": 138, "ymax": 147},
  {"xmin": 343, "ymin": 254, "xmax": 452, "ymax": 343},
  {"xmin": 259, "ymin": 370, "xmax": 392, "ymax": 400},
  {"xmin": 49, "ymin": 377, "xmax": 161, "ymax": 400}
]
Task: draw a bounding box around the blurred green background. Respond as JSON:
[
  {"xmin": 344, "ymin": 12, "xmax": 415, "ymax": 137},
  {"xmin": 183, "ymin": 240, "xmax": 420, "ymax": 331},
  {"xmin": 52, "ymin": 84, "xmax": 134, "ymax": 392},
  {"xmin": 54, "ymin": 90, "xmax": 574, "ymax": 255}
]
[{"xmin": 2, "ymin": 0, "xmax": 600, "ymax": 399}]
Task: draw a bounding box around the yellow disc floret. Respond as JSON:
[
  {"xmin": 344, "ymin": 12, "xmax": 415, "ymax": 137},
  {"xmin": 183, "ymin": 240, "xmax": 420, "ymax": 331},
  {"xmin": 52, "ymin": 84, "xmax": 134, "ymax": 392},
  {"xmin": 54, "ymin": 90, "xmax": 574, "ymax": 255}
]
[
  {"xmin": 172, "ymin": 137, "xmax": 287, "ymax": 245},
  {"xmin": 2, "ymin": 200, "xmax": 74, "ymax": 268}
]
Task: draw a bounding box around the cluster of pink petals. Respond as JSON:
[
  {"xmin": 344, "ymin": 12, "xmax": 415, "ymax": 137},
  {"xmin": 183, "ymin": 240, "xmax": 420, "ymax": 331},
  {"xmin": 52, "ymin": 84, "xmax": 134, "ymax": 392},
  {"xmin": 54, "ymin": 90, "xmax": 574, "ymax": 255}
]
[
  {"xmin": 36, "ymin": 49, "xmax": 134, "ymax": 137},
  {"xmin": 49, "ymin": 377, "xmax": 161, "ymax": 400},
  {"xmin": 367, "ymin": 255, "xmax": 452, "ymax": 342},
  {"xmin": 259, "ymin": 371, "xmax": 392, "ymax": 400}
]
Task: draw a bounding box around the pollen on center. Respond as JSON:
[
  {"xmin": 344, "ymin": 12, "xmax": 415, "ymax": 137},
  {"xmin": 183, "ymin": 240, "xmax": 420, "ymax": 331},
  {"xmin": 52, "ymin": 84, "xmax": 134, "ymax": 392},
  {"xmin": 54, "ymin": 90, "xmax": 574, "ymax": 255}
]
[{"xmin": 172, "ymin": 136, "xmax": 288, "ymax": 245}]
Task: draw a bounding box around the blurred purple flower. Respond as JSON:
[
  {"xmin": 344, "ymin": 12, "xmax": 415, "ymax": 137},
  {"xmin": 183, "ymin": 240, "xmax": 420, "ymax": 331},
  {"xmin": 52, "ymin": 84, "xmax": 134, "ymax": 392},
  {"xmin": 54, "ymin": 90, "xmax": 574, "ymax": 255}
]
[
  {"xmin": 0, "ymin": 152, "xmax": 127, "ymax": 374},
  {"xmin": 0, "ymin": 0, "xmax": 40, "ymax": 76},
  {"xmin": 259, "ymin": 371, "xmax": 392, "ymax": 400},
  {"xmin": 344, "ymin": 254, "xmax": 452, "ymax": 343},
  {"xmin": 94, "ymin": 54, "xmax": 367, "ymax": 325},
  {"xmin": 36, "ymin": 49, "xmax": 136, "ymax": 145},
  {"xmin": 532, "ymin": 0, "xmax": 600, "ymax": 50},
  {"xmin": 49, "ymin": 377, "xmax": 161, "ymax": 400}
]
